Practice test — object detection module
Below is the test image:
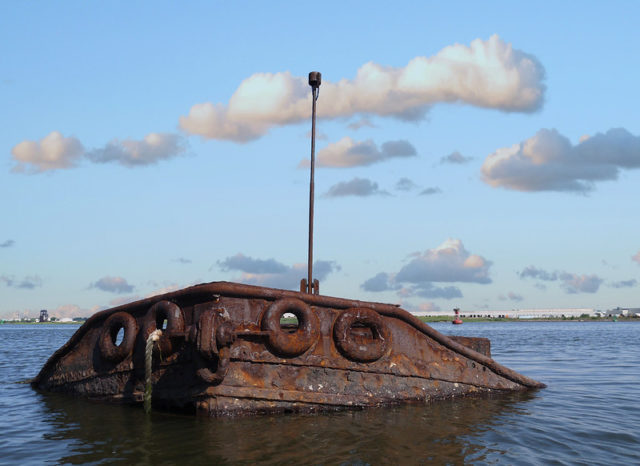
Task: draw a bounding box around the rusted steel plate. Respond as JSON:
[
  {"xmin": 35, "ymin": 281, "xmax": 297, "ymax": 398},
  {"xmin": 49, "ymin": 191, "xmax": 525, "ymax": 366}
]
[{"xmin": 33, "ymin": 281, "xmax": 544, "ymax": 416}]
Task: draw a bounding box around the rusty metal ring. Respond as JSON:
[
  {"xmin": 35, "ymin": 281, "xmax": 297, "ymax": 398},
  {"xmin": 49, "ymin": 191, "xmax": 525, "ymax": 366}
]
[
  {"xmin": 142, "ymin": 300, "xmax": 185, "ymax": 355},
  {"xmin": 261, "ymin": 298, "xmax": 319, "ymax": 357},
  {"xmin": 197, "ymin": 308, "xmax": 218, "ymax": 360},
  {"xmin": 333, "ymin": 307, "xmax": 391, "ymax": 363},
  {"xmin": 196, "ymin": 346, "xmax": 230, "ymax": 384},
  {"xmin": 99, "ymin": 312, "xmax": 138, "ymax": 362}
]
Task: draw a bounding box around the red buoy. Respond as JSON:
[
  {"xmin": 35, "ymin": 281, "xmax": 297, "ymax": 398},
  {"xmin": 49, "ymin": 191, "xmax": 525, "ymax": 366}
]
[{"xmin": 452, "ymin": 308, "xmax": 463, "ymax": 325}]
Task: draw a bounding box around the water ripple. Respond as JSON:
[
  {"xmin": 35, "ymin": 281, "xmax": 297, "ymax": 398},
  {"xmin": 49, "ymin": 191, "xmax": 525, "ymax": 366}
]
[{"xmin": 1, "ymin": 322, "xmax": 639, "ymax": 464}]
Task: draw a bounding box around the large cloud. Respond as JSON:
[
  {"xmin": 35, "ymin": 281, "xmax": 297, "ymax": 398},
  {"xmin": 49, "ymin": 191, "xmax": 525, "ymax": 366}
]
[
  {"xmin": 324, "ymin": 177, "xmax": 388, "ymax": 197},
  {"xmin": 90, "ymin": 276, "xmax": 135, "ymax": 294},
  {"xmin": 361, "ymin": 239, "xmax": 491, "ymax": 300},
  {"xmin": 519, "ymin": 265, "xmax": 604, "ymax": 294},
  {"xmin": 299, "ymin": 137, "xmax": 416, "ymax": 168},
  {"xmin": 218, "ymin": 253, "xmax": 339, "ymax": 290},
  {"xmin": 11, "ymin": 131, "xmax": 84, "ymax": 173},
  {"xmin": 482, "ymin": 128, "xmax": 640, "ymax": 192},
  {"xmin": 180, "ymin": 35, "xmax": 545, "ymax": 142},
  {"xmin": 86, "ymin": 133, "xmax": 187, "ymax": 167}
]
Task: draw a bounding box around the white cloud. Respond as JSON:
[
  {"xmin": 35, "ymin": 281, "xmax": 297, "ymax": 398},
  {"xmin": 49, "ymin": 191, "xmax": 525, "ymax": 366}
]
[
  {"xmin": 218, "ymin": 254, "xmax": 288, "ymax": 274},
  {"xmin": 11, "ymin": 131, "xmax": 84, "ymax": 173},
  {"xmin": 361, "ymin": 239, "xmax": 492, "ymax": 300},
  {"xmin": 12, "ymin": 132, "xmax": 186, "ymax": 172},
  {"xmin": 395, "ymin": 177, "xmax": 418, "ymax": 192},
  {"xmin": 519, "ymin": 265, "xmax": 604, "ymax": 294},
  {"xmin": 49, "ymin": 303, "xmax": 101, "ymax": 319},
  {"xmin": 396, "ymin": 239, "xmax": 492, "ymax": 284},
  {"xmin": 173, "ymin": 257, "xmax": 192, "ymax": 264},
  {"xmin": 219, "ymin": 254, "xmax": 339, "ymax": 291},
  {"xmin": 417, "ymin": 302, "xmax": 441, "ymax": 313},
  {"xmin": 180, "ymin": 35, "xmax": 545, "ymax": 142},
  {"xmin": 440, "ymin": 151, "xmax": 473, "ymax": 164},
  {"xmin": 109, "ymin": 296, "xmax": 139, "ymax": 307},
  {"xmin": 324, "ymin": 177, "xmax": 389, "ymax": 197},
  {"xmin": 559, "ymin": 273, "xmax": 603, "ymax": 294},
  {"xmin": 145, "ymin": 283, "xmax": 181, "ymax": 298},
  {"xmin": 400, "ymin": 301, "xmax": 442, "ymax": 315},
  {"xmin": 347, "ymin": 118, "xmax": 376, "ymax": 130},
  {"xmin": 0, "ymin": 274, "xmax": 43, "ymax": 289},
  {"xmin": 609, "ymin": 279, "xmax": 637, "ymax": 288},
  {"xmin": 91, "ymin": 276, "xmax": 134, "ymax": 294},
  {"xmin": 519, "ymin": 266, "xmax": 557, "ymax": 281},
  {"xmin": 482, "ymin": 128, "xmax": 640, "ymax": 192},
  {"xmin": 361, "ymin": 272, "xmax": 396, "ymax": 292},
  {"xmin": 86, "ymin": 133, "xmax": 186, "ymax": 166},
  {"xmin": 419, "ymin": 187, "xmax": 442, "ymax": 196},
  {"xmin": 300, "ymin": 137, "xmax": 416, "ymax": 168},
  {"xmin": 499, "ymin": 292, "xmax": 524, "ymax": 302},
  {"xmin": 105, "ymin": 282, "xmax": 190, "ymax": 305}
]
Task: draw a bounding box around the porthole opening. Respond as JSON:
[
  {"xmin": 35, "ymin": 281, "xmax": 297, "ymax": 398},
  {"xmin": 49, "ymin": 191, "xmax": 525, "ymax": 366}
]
[
  {"xmin": 115, "ymin": 327, "xmax": 125, "ymax": 346},
  {"xmin": 280, "ymin": 312, "xmax": 299, "ymax": 333},
  {"xmin": 156, "ymin": 312, "xmax": 168, "ymax": 331}
]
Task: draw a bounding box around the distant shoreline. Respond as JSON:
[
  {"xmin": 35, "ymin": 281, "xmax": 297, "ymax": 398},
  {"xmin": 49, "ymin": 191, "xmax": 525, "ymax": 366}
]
[
  {"xmin": 418, "ymin": 316, "xmax": 638, "ymax": 323},
  {"xmin": 2, "ymin": 317, "xmax": 638, "ymax": 326},
  {"xmin": 0, "ymin": 321, "xmax": 83, "ymax": 325}
]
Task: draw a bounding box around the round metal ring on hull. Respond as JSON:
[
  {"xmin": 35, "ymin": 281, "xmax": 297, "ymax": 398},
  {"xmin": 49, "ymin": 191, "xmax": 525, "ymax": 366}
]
[
  {"xmin": 142, "ymin": 300, "xmax": 185, "ymax": 355},
  {"xmin": 333, "ymin": 307, "xmax": 391, "ymax": 363},
  {"xmin": 99, "ymin": 312, "xmax": 138, "ymax": 362},
  {"xmin": 261, "ymin": 298, "xmax": 320, "ymax": 357}
]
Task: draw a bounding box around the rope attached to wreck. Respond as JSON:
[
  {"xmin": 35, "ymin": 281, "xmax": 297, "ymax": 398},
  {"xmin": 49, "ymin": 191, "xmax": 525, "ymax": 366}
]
[{"xmin": 144, "ymin": 329, "xmax": 163, "ymax": 414}]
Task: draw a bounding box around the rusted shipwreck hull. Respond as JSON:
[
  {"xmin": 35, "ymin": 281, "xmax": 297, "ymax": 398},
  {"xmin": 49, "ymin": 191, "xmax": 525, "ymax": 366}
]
[{"xmin": 33, "ymin": 282, "xmax": 545, "ymax": 416}]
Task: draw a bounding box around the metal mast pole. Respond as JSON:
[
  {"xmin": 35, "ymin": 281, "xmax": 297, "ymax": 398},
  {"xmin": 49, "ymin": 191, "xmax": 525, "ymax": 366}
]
[{"xmin": 307, "ymin": 71, "xmax": 321, "ymax": 294}]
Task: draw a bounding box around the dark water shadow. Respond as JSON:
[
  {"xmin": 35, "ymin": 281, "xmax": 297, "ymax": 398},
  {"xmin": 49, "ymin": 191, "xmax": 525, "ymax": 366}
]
[{"xmin": 37, "ymin": 390, "xmax": 539, "ymax": 464}]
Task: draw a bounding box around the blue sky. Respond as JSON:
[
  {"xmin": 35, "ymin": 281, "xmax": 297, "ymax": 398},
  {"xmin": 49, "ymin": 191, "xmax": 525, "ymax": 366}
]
[{"xmin": 2, "ymin": 1, "xmax": 639, "ymax": 319}]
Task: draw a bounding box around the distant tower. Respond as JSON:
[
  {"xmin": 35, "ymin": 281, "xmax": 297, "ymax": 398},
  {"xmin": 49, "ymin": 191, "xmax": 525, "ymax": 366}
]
[{"xmin": 39, "ymin": 310, "xmax": 49, "ymax": 322}]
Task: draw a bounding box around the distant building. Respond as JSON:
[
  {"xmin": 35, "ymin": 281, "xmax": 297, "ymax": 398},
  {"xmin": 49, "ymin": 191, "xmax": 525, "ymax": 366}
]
[
  {"xmin": 39, "ymin": 310, "xmax": 49, "ymax": 322},
  {"xmin": 607, "ymin": 307, "xmax": 640, "ymax": 317}
]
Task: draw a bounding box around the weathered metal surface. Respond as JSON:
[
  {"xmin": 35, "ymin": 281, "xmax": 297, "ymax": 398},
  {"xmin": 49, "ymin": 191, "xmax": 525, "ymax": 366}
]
[
  {"xmin": 33, "ymin": 281, "xmax": 545, "ymax": 416},
  {"xmin": 306, "ymin": 71, "xmax": 321, "ymax": 295}
]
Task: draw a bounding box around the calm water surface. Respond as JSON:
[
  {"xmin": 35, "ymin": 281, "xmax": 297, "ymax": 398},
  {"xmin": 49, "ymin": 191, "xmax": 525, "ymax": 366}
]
[{"xmin": 1, "ymin": 321, "xmax": 638, "ymax": 465}]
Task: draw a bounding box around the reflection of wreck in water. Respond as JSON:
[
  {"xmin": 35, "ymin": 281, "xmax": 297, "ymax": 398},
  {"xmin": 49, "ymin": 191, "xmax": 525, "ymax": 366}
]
[
  {"xmin": 32, "ymin": 71, "xmax": 545, "ymax": 416},
  {"xmin": 38, "ymin": 384, "xmax": 537, "ymax": 464}
]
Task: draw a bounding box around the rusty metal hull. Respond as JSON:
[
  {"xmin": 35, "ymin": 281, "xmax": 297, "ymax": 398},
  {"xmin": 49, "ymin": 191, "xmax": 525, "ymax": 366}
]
[{"xmin": 33, "ymin": 282, "xmax": 545, "ymax": 416}]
